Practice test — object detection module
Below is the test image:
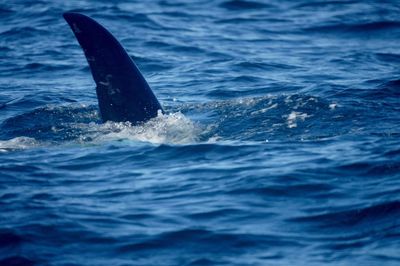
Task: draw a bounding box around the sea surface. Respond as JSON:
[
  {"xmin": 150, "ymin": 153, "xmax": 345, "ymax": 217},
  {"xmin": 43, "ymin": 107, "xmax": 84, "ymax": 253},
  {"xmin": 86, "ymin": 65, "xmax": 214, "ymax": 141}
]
[{"xmin": 0, "ymin": 0, "xmax": 399, "ymax": 265}]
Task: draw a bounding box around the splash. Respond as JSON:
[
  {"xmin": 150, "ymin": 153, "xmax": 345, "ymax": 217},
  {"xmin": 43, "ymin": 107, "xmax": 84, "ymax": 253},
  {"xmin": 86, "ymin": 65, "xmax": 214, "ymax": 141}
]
[{"xmin": 76, "ymin": 111, "xmax": 201, "ymax": 145}]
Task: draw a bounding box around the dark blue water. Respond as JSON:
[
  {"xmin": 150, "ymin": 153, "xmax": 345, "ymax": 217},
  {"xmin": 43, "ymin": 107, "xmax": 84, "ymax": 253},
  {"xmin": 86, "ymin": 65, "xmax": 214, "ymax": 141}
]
[{"xmin": 1, "ymin": 0, "xmax": 400, "ymax": 265}]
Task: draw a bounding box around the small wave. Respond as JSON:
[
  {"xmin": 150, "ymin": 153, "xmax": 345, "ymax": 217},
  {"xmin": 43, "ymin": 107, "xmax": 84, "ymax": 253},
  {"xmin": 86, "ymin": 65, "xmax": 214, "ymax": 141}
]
[
  {"xmin": 294, "ymin": 1, "xmax": 357, "ymax": 9},
  {"xmin": 375, "ymin": 52, "xmax": 400, "ymax": 63},
  {"xmin": 343, "ymin": 79, "xmax": 400, "ymax": 102},
  {"xmin": 219, "ymin": 0, "xmax": 272, "ymax": 10},
  {"xmin": 376, "ymin": 79, "xmax": 400, "ymax": 97},
  {"xmin": 0, "ymin": 7, "xmax": 15, "ymax": 15},
  {"xmin": 1, "ymin": 104, "xmax": 200, "ymax": 146},
  {"xmin": 0, "ymin": 137, "xmax": 38, "ymax": 152},
  {"xmin": 304, "ymin": 21, "xmax": 400, "ymax": 34},
  {"xmin": 0, "ymin": 229, "xmax": 24, "ymax": 247},
  {"xmin": 107, "ymin": 13, "xmax": 164, "ymax": 30},
  {"xmin": 23, "ymin": 62, "xmax": 69, "ymax": 72},
  {"xmin": 1, "ymin": 94, "xmax": 345, "ymax": 146},
  {"xmin": 181, "ymin": 94, "xmax": 342, "ymax": 141},
  {"xmin": 0, "ymin": 26, "xmax": 48, "ymax": 38},
  {"xmin": 0, "ymin": 104, "xmax": 99, "ymax": 141},
  {"xmin": 118, "ymin": 228, "xmax": 297, "ymax": 254},
  {"xmin": 289, "ymin": 201, "xmax": 400, "ymax": 230}
]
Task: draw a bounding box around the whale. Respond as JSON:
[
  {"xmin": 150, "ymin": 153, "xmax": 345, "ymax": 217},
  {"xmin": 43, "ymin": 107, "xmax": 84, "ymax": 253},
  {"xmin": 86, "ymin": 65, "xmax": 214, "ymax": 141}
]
[{"xmin": 63, "ymin": 12, "xmax": 163, "ymax": 124}]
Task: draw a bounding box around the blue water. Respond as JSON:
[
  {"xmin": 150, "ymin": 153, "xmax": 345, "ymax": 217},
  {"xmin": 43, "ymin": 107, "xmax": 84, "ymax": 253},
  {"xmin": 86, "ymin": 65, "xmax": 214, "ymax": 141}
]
[{"xmin": 1, "ymin": 0, "xmax": 400, "ymax": 265}]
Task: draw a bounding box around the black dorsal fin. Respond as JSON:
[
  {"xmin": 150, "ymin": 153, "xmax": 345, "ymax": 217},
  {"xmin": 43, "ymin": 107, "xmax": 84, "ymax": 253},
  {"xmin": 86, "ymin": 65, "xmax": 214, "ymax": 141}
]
[{"xmin": 63, "ymin": 12, "xmax": 163, "ymax": 124}]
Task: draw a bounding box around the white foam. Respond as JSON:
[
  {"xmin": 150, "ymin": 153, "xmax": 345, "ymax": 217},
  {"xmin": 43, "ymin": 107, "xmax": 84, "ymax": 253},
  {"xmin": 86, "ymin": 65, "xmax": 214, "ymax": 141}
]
[
  {"xmin": 286, "ymin": 111, "xmax": 310, "ymax": 128},
  {"xmin": 250, "ymin": 103, "xmax": 278, "ymax": 115},
  {"xmin": 329, "ymin": 103, "xmax": 338, "ymax": 110},
  {"xmin": 0, "ymin": 137, "xmax": 38, "ymax": 152},
  {"xmin": 77, "ymin": 111, "xmax": 201, "ymax": 145}
]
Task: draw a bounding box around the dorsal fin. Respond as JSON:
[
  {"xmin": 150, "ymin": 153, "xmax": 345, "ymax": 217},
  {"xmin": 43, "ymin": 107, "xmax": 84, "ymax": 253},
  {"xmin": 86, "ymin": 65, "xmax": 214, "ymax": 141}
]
[{"xmin": 63, "ymin": 12, "xmax": 163, "ymax": 124}]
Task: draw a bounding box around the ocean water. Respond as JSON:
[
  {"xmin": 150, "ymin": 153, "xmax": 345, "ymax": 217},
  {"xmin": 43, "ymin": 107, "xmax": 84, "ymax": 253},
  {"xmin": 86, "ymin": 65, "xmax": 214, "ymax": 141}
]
[{"xmin": 0, "ymin": 0, "xmax": 399, "ymax": 265}]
